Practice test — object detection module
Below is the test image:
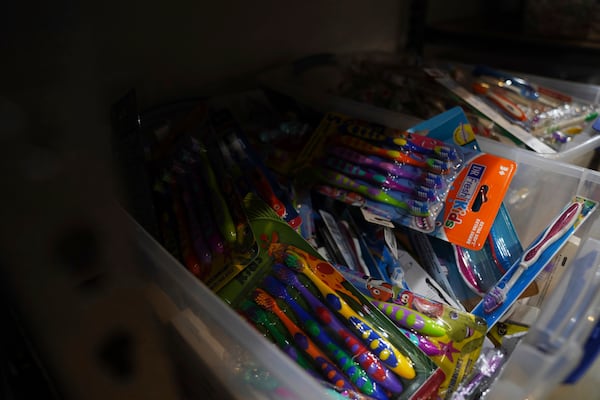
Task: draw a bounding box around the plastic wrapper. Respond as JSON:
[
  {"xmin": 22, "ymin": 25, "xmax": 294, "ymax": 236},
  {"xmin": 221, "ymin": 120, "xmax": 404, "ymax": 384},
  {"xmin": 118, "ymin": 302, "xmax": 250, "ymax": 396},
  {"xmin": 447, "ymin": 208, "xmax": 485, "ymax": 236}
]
[{"xmin": 340, "ymin": 271, "xmax": 487, "ymax": 399}]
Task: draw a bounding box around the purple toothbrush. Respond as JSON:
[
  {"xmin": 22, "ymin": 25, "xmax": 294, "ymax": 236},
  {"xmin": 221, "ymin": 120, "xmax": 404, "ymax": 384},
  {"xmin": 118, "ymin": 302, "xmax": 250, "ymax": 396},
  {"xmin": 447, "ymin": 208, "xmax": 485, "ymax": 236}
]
[
  {"xmin": 328, "ymin": 146, "xmax": 444, "ymax": 189},
  {"xmin": 483, "ymin": 201, "xmax": 583, "ymax": 313},
  {"xmin": 400, "ymin": 329, "xmax": 443, "ymax": 357},
  {"xmin": 323, "ymin": 157, "xmax": 437, "ymax": 202}
]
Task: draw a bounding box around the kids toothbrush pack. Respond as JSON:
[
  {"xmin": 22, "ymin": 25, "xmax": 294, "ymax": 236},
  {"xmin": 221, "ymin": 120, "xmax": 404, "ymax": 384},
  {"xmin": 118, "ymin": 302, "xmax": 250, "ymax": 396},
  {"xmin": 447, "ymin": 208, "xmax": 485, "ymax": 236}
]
[
  {"xmin": 221, "ymin": 194, "xmax": 445, "ymax": 400},
  {"xmin": 339, "ymin": 271, "xmax": 488, "ymax": 399},
  {"xmin": 292, "ymin": 107, "xmax": 517, "ymax": 250}
]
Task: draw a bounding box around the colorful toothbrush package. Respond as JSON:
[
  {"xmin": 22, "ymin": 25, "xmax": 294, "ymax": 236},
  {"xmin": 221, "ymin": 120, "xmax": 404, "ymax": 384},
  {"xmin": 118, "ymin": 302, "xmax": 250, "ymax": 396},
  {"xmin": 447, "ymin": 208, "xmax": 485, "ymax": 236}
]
[
  {"xmin": 148, "ymin": 135, "xmax": 261, "ymax": 291},
  {"xmin": 338, "ymin": 271, "xmax": 488, "ymax": 399},
  {"xmin": 427, "ymin": 64, "xmax": 600, "ymax": 153},
  {"xmin": 140, "ymin": 100, "xmax": 312, "ymax": 291},
  {"xmin": 420, "ymin": 204, "xmax": 524, "ymax": 310},
  {"xmin": 292, "ymin": 107, "xmax": 517, "ymax": 250},
  {"xmin": 221, "ymin": 194, "xmax": 445, "ymax": 400}
]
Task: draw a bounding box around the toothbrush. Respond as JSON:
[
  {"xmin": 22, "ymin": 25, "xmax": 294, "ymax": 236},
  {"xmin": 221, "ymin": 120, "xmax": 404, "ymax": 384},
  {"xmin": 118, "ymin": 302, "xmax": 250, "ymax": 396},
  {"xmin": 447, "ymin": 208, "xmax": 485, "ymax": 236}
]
[
  {"xmin": 341, "ymin": 126, "xmax": 459, "ymax": 161},
  {"xmin": 252, "ymin": 289, "xmax": 354, "ymax": 391},
  {"xmin": 175, "ymin": 157, "xmax": 227, "ymax": 257},
  {"xmin": 274, "ymin": 248, "xmax": 416, "ymax": 380},
  {"xmin": 174, "ymin": 166, "xmax": 226, "ymax": 257},
  {"xmin": 262, "ymin": 276, "xmax": 388, "ymax": 399},
  {"xmin": 152, "ymin": 181, "xmax": 183, "ymax": 262},
  {"xmin": 399, "ymin": 329, "xmax": 443, "ymax": 357},
  {"xmin": 272, "ymin": 264, "xmax": 404, "ymax": 394},
  {"xmin": 328, "ymin": 146, "xmax": 444, "ymax": 189},
  {"xmin": 334, "ymin": 135, "xmax": 450, "ymax": 174},
  {"xmin": 472, "ymin": 65, "xmax": 539, "ymax": 100},
  {"xmin": 369, "ymin": 300, "xmax": 446, "ymax": 337},
  {"xmin": 323, "ymin": 157, "xmax": 437, "ymax": 202},
  {"xmin": 196, "ymin": 148, "xmax": 238, "ymax": 244},
  {"xmin": 162, "ymin": 174, "xmax": 207, "ymax": 278},
  {"xmin": 228, "ymin": 133, "xmax": 302, "ymax": 228},
  {"xmin": 238, "ymin": 300, "xmax": 320, "ymax": 378},
  {"xmin": 399, "ymin": 131, "xmax": 461, "ymax": 162},
  {"xmin": 315, "ymin": 168, "xmax": 430, "ymax": 217},
  {"xmin": 482, "ymin": 201, "xmax": 583, "ymax": 313},
  {"xmin": 472, "ymin": 82, "xmax": 528, "ymax": 122}
]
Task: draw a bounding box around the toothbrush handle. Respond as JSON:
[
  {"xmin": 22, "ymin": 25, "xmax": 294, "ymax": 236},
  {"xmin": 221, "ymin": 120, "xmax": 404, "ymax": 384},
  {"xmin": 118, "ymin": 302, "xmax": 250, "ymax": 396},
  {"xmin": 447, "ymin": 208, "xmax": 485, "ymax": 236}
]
[
  {"xmin": 317, "ymin": 169, "xmax": 405, "ymax": 208},
  {"xmin": 269, "ymin": 301, "xmax": 353, "ymax": 390},
  {"xmin": 371, "ymin": 300, "xmax": 446, "ymax": 337},
  {"xmin": 522, "ymin": 202, "xmax": 582, "ymax": 267},
  {"xmin": 400, "ymin": 329, "xmax": 443, "ymax": 357}
]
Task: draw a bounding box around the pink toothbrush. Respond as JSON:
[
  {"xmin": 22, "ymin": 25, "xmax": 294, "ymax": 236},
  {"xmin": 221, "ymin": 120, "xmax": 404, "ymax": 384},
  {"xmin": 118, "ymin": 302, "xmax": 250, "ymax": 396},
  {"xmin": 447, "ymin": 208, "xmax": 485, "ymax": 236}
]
[{"xmin": 483, "ymin": 201, "xmax": 582, "ymax": 313}]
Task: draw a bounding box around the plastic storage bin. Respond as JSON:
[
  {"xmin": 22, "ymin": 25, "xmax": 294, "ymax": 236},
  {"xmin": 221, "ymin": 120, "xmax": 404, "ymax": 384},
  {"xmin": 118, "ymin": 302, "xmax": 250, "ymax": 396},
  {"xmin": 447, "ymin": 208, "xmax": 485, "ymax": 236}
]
[
  {"xmin": 132, "ymin": 128, "xmax": 600, "ymax": 398},
  {"xmin": 259, "ymin": 52, "xmax": 600, "ymax": 166}
]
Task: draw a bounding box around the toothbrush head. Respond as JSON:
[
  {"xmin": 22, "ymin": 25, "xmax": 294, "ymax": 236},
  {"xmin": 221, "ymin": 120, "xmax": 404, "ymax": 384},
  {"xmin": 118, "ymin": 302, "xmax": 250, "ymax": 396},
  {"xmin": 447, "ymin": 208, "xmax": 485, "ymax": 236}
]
[
  {"xmin": 426, "ymin": 158, "xmax": 451, "ymax": 174},
  {"xmin": 423, "ymin": 172, "xmax": 445, "ymax": 189},
  {"xmin": 239, "ymin": 300, "xmax": 271, "ymax": 327},
  {"xmin": 262, "ymin": 275, "xmax": 292, "ymax": 301},
  {"xmin": 407, "ymin": 200, "xmax": 430, "ymax": 217},
  {"xmin": 435, "ymin": 145, "xmax": 460, "ymax": 162},
  {"xmin": 253, "ymin": 288, "xmax": 280, "ymax": 314},
  {"xmin": 283, "ymin": 250, "xmax": 309, "ymax": 273},
  {"xmin": 483, "ymin": 287, "xmax": 505, "ymax": 313},
  {"xmin": 414, "ymin": 186, "xmax": 438, "ymax": 203},
  {"xmin": 272, "ymin": 263, "xmax": 304, "ymax": 288}
]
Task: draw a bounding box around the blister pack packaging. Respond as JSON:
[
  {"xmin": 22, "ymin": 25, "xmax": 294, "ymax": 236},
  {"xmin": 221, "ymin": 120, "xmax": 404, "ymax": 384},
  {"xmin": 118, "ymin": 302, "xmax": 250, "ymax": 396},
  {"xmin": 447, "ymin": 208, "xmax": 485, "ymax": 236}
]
[{"xmin": 220, "ymin": 194, "xmax": 445, "ymax": 400}]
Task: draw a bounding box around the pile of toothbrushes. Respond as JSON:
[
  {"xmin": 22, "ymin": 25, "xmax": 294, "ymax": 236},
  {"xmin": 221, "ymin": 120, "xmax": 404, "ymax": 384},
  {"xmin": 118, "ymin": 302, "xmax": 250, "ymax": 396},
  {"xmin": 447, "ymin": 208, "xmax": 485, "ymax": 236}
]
[
  {"xmin": 429, "ymin": 64, "xmax": 600, "ymax": 152},
  {"xmin": 467, "ymin": 65, "xmax": 600, "ymax": 149},
  {"xmin": 295, "ymin": 111, "xmax": 465, "ymax": 234},
  {"xmin": 339, "ymin": 270, "xmax": 488, "ymax": 399},
  {"xmin": 148, "ymin": 135, "xmax": 259, "ymax": 291},
  {"xmin": 236, "ymin": 241, "xmax": 445, "ymax": 400},
  {"xmin": 143, "ymin": 102, "xmax": 305, "ymax": 291}
]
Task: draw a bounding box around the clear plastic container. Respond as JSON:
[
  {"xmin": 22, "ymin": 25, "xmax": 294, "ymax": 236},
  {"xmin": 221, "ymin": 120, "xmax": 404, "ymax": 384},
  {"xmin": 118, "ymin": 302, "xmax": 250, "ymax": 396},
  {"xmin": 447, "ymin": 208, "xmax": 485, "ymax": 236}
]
[{"xmin": 132, "ymin": 132, "xmax": 600, "ymax": 398}]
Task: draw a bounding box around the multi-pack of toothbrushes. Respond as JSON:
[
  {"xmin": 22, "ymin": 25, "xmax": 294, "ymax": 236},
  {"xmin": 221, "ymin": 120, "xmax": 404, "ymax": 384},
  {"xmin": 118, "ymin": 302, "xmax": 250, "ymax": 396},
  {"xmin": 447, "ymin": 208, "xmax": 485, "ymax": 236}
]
[
  {"xmin": 139, "ymin": 97, "xmax": 313, "ymax": 291},
  {"xmin": 219, "ymin": 194, "xmax": 445, "ymax": 400},
  {"xmin": 418, "ymin": 204, "xmax": 524, "ymax": 310},
  {"xmin": 471, "ymin": 196, "xmax": 598, "ymax": 331},
  {"xmin": 428, "ymin": 64, "xmax": 600, "ymax": 153},
  {"xmin": 292, "ymin": 107, "xmax": 517, "ymax": 250},
  {"xmin": 147, "ymin": 135, "xmax": 260, "ymax": 291},
  {"xmin": 337, "ymin": 271, "xmax": 488, "ymax": 399}
]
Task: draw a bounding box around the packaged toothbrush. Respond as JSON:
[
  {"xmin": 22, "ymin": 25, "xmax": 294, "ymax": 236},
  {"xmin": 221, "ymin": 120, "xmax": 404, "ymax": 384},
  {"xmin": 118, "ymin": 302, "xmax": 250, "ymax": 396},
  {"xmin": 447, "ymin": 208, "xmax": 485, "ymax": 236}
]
[
  {"xmin": 292, "ymin": 108, "xmax": 517, "ymax": 250},
  {"xmin": 471, "ymin": 196, "xmax": 598, "ymax": 331},
  {"xmin": 147, "ymin": 136, "xmax": 261, "ymax": 291},
  {"xmin": 339, "ymin": 271, "xmax": 487, "ymax": 399},
  {"xmin": 221, "ymin": 194, "xmax": 445, "ymax": 400},
  {"xmin": 426, "ymin": 204, "xmax": 524, "ymax": 310},
  {"xmin": 427, "ymin": 64, "xmax": 600, "ymax": 153}
]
